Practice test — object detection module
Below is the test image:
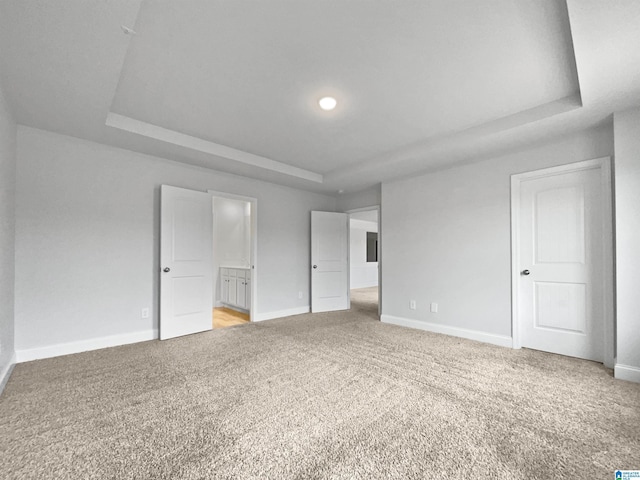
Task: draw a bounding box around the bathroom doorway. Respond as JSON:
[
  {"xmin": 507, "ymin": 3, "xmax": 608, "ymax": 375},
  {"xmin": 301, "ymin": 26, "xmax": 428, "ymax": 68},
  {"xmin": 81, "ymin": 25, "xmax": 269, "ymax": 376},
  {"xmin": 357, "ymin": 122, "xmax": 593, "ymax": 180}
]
[{"xmin": 208, "ymin": 191, "xmax": 257, "ymax": 328}]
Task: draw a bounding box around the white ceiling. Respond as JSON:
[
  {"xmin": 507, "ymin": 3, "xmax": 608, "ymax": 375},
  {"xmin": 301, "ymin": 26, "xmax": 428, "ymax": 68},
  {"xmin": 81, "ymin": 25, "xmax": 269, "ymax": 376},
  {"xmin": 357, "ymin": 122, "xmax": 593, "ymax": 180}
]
[{"xmin": 1, "ymin": 0, "xmax": 639, "ymax": 195}]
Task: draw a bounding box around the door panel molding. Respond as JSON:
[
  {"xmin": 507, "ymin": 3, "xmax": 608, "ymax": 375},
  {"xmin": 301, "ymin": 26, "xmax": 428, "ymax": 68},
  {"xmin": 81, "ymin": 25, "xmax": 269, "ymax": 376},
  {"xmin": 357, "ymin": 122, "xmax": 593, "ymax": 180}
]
[
  {"xmin": 510, "ymin": 157, "xmax": 614, "ymax": 367},
  {"xmin": 160, "ymin": 185, "xmax": 214, "ymax": 340}
]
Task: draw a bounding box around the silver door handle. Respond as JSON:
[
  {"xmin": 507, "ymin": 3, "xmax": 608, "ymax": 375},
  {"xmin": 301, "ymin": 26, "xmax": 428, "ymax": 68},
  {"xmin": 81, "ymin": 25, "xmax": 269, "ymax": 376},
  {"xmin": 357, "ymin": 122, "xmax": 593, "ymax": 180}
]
[
  {"xmin": 313, "ymin": 265, "xmax": 317, "ymax": 269},
  {"xmin": 521, "ymin": 269, "xmax": 530, "ymax": 276},
  {"xmin": 163, "ymin": 267, "xmax": 170, "ymax": 273}
]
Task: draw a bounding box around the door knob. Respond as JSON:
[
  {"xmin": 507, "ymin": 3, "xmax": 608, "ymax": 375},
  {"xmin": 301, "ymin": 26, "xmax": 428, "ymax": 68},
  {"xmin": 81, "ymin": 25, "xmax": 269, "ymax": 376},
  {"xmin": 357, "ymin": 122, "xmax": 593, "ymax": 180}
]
[
  {"xmin": 313, "ymin": 265, "xmax": 317, "ymax": 269},
  {"xmin": 521, "ymin": 269, "xmax": 530, "ymax": 276},
  {"xmin": 163, "ymin": 267, "xmax": 170, "ymax": 273}
]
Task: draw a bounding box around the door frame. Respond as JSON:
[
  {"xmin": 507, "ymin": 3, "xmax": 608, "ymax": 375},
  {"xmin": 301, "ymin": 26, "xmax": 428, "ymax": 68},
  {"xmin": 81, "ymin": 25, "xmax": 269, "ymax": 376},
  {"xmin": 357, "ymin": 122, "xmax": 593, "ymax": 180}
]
[
  {"xmin": 510, "ymin": 157, "xmax": 614, "ymax": 367},
  {"xmin": 208, "ymin": 190, "xmax": 258, "ymax": 322},
  {"xmin": 345, "ymin": 205, "xmax": 381, "ymax": 317}
]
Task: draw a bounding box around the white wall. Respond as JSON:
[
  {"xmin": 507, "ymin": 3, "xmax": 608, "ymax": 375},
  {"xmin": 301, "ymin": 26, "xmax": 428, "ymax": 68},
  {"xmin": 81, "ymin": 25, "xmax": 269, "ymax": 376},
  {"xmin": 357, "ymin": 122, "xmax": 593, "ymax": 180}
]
[
  {"xmin": 350, "ymin": 219, "xmax": 378, "ymax": 289},
  {"xmin": 613, "ymin": 107, "xmax": 640, "ymax": 382},
  {"xmin": 381, "ymin": 125, "xmax": 614, "ymax": 345},
  {"xmin": 14, "ymin": 127, "xmax": 336, "ymax": 358},
  {"xmin": 0, "ymin": 81, "xmax": 17, "ymax": 387},
  {"xmin": 213, "ymin": 197, "xmax": 251, "ymax": 305}
]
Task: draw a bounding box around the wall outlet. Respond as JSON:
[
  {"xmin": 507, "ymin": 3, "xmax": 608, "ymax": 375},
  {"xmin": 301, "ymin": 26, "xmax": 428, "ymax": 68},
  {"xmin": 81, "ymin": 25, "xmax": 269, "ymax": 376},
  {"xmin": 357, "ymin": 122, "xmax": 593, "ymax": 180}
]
[
  {"xmin": 141, "ymin": 308, "xmax": 150, "ymax": 319},
  {"xmin": 298, "ymin": 291, "xmax": 303, "ymax": 299},
  {"xmin": 430, "ymin": 302, "xmax": 438, "ymax": 313},
  {"xmin": 410, "ymin": 300, "xmax": 416, "ymax": 310}
]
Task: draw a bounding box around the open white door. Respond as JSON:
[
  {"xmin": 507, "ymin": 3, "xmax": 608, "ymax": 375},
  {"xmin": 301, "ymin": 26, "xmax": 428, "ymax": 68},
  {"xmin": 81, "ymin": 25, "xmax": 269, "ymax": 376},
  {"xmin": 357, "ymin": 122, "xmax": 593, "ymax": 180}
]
[
  {"xmin": 311, "ymin": 211, "xmax": 349, "ymax": 313},
  {"xmin": 160, "ymin": 185, "xmax": 213, "ymax": 340}
]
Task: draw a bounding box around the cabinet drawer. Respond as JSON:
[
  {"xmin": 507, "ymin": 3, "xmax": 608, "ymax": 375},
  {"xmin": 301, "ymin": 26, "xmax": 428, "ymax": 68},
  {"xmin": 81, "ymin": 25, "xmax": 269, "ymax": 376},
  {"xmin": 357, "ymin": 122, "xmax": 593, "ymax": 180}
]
[
  {"xmin": 221, "ymin": 268, "xmax": 229, "ymax": 276},
  {"xmin": 236, "ymin": 269, "xmax": 247, "ymax": 279}
]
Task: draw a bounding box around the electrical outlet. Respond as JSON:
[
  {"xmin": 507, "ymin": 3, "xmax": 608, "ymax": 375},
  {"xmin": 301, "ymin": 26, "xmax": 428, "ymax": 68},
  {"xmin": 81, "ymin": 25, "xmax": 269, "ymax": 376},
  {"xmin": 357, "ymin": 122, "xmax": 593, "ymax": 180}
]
[
  {"xmin": 298, "ymin": 291, "xmax": 303, "ymax": 299},
  {"xmin": 430, "ymin": 303, "xmax": 438, "ymax": 313},
  {"xmin": 141, "ymin": 308, "xmax": 150, "ymax": 319},
  {"xmin": 410, "ymin": 300, "xmax": 416, "ymax": 310}
]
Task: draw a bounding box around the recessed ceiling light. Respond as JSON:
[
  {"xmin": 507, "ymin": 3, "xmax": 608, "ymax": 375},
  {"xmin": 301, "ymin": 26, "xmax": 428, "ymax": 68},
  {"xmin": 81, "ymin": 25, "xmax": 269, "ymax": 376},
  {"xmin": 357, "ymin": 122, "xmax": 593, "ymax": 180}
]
[{"xmin": 318, "ymin": 97, "xmax": 337, "ymax": 111}]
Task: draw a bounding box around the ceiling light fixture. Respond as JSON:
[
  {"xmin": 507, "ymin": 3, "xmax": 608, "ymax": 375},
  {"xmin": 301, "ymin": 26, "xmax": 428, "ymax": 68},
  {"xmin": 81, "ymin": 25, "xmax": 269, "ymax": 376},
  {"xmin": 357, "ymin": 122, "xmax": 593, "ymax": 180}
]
[{"xmin": 318, "ymin": 96, "xmax": 337, "ymax": 111}]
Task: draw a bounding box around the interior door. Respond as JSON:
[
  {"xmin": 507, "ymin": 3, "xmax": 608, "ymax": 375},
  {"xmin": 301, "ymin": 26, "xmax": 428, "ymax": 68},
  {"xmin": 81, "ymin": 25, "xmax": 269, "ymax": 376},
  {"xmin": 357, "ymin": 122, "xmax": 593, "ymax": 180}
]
[
  {"xmin": 311, "ymin": 211, "xmax": 349, "ymax": 313},
  {"xmin": 517, "ymin": 165, "xmax": 604, "ymax": 361},
  {"xmin": 160, "ymin": 185, "xmax": 213, "ymax": 340}
]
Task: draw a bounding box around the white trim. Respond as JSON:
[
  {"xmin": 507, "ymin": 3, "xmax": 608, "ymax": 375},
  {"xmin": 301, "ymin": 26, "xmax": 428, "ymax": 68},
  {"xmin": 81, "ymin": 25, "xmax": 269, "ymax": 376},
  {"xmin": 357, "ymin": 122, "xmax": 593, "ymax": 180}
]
[
  {"xmin": 254, "ymin": 306, "xmax": 310, "ymax": 322},
  {"xmin": 510, "ymin": 157, "xmax": 614, "ymax": 366},
  {"xmin": 614, "ymin": 364, "xmax": 640, "ymax": 384},
  {"xmin": 344, "ymin": 205, "xmax": 381, "ymax": 215},
  {"xmin": 381, "ymin": 315, "xmax": 513, "ymax": 348},
  {"xmin": 16, "ymin": 330, "xmax": 157, "ymax": 363},
  {"xmin": 0, "ymin": 352, "xmax": 17, "ymax": 395},
  {"xmin": 106, "ymin": 113, "xmax": 323, "ymax": 183},
  {"xmin": 219, "ymin": 303, "xmax": 249, "ymax": 314},
  {"xmin": 208, "ymin": 190, "xmax": 258, "ymax": 323}
]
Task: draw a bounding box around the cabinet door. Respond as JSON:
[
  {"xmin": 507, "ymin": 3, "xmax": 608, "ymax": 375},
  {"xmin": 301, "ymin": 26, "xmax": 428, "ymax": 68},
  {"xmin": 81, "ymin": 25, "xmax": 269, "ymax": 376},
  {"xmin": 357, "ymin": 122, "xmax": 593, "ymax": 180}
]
[
  {"xmin": 237, "ymin": 278, "xmax": 246, "ymax": 309},
  {"xmin": 221, "ymin": 275, "xmax": 229, "ymax": 303},
  {"xmin": 228, "ymin": 276, "xmax": 237, "ymax": 305},
  {"xmin": 245, "ymin": 275, "xmax": 251, "ymax": 310}
]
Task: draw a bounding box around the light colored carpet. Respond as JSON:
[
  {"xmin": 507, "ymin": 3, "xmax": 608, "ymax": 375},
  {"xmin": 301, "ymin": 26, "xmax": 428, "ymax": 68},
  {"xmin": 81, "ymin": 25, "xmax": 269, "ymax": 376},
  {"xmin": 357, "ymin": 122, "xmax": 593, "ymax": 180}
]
[
  {"xmin": 1, "ymin": 297, "xmax": 639, "ymax": 479},
  {"xmin": 350, "ymin": 286, "xmax": 378, "ymax": 316}
]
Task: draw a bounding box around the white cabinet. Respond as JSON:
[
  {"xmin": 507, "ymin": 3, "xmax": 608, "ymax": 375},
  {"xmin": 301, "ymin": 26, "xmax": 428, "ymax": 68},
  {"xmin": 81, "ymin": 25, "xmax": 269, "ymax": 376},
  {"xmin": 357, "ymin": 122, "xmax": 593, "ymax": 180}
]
[
  {"xmin": 220, "ymin": 267, "xmax": 250, "ymax": 310},
  {"xmin": 221, "ymin": 270, "xmax": 230, "ymax": 303}
]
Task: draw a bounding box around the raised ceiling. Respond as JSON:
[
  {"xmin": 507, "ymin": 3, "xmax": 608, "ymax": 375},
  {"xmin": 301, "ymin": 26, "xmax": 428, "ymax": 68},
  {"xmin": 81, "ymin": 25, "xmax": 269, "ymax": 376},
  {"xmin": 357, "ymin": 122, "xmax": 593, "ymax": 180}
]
[{"xmin": 1, "ymin": 0, "xmax": 639, "ymax": 194}]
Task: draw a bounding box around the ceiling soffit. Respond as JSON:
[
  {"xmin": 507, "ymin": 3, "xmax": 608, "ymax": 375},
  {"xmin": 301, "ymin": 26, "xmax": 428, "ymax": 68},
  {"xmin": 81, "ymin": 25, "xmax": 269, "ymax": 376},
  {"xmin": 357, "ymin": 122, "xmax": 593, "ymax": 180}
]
[{"xmin": 106, "ymin": 0, "xmax": 582, "ymax": 186}]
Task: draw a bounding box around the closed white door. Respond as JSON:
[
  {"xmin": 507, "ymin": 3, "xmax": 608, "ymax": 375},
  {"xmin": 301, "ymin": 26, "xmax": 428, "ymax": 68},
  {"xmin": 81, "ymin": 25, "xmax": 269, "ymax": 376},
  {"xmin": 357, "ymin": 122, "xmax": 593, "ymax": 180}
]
[
  {"xmin": 160, "ymin": 185, "xmax": 213, "ymax": 340},
  {"xmin": 515, "ymin": 162, "xmax": 608, "ymax": 362},
  {"xmin": 311, "ymin": 211, "xmax": 349, "ymax": 313}
]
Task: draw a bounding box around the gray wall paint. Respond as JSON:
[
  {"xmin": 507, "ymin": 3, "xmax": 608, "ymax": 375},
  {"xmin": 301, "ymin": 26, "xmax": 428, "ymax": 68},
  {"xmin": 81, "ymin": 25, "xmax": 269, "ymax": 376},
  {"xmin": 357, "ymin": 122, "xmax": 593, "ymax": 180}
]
[
  {"xmin": 381, "ymin": 124, "xmax": 614, "ymax": 337},
  {"xmin": 0, "ymin": 82, "xmax": 17, "ymax": 380},
  {"xmin": 613, "ymin": 107, "xmax": 640, "ymax": 373},
  {"xmin": 350, "ymin": 219, "xmax": 378, "ymax": 289},
  {"xmin": 336, "ymin": 185, "xmax": 381, "ymax": 212},
  {"xmin": 14, "ymin": 127, "xmax": 335, "ymax": 352}
]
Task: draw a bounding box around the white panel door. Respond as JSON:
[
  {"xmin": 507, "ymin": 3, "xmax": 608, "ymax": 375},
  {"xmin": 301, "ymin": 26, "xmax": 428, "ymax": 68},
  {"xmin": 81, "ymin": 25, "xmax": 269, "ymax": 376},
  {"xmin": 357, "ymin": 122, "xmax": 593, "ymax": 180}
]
[
  {"xmin": 311, "ymin": 211, "xmax": 349, "ymax": 313},
  {"xmin": 160, "ymin": 185, "xmax": 213, "ymax": 340},
  {"xmin": 517, "ymin": 166, "xmax": 604, "ymax": 361}
]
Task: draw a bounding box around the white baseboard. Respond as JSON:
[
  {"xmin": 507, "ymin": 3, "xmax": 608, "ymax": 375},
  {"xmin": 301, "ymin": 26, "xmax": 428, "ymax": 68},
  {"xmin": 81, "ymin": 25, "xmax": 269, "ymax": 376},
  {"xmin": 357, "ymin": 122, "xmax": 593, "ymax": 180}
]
[
  {"xmin": 254, "ymin": 306, "xmax": 310, "ymax": 322},
  {"xmin": 0, "ymin": 352, "xmax": 17, "ymax": 395},
  {"xmin": 381, "ymin": 314, "xmax": 513, "ymax": 348},
  {"xmin": 351, "ymin": 282, "xmax": 379, "ymax": 289},
  {"xmin": 16, "ymin": 329, "xmax": 158, "ymax": 363},
  {"xmin": 221, "ymin": 303, "xmax": 249, "ymax": 314},
  {"xmin": 614, "ymin": 363, "xmax": 640, "ymax": 383}
]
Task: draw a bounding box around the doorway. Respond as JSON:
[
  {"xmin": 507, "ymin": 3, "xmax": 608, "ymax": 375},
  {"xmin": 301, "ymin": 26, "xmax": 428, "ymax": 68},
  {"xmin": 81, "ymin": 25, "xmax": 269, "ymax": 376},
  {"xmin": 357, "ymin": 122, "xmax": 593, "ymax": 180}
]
[
  {"xmin": 347, "ymin": 206, "xmax": 381, "ymax": 318},
  {"xmin": 160, "ymin": 186, "xmax": 257, "ymax": 340},
  {"xmin": 511, "ymin": 158, "xmax": 614, "ymax": 367},
  {"xmin": 209, "ymin": 191, "xmax": 257, "ymax": 328}
]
